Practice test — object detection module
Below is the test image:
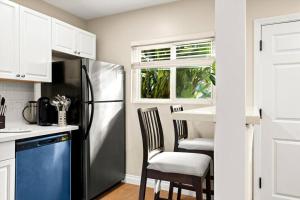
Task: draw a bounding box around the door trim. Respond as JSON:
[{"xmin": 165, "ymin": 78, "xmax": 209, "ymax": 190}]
[{"xmin": 254, "ymin": 13, "xmax": 300, "ymax": 200}]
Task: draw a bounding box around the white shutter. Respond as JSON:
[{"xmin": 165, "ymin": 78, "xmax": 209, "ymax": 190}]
[
  {"xmin": 176, "ymin": 39, "xmax": 214, "ymax": 59},
  {"xmin": 132, "ymin": 38, "xmax": 215, "ymax": 69}
]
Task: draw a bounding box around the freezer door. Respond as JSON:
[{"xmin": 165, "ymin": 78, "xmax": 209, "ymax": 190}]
[
  {"xmin": 88, "ymin": 102, "xmax": 125, "ymax": 199},
  {"xmin": 89, "ymin": 61, "xmax": 124, "ymax": 101}
]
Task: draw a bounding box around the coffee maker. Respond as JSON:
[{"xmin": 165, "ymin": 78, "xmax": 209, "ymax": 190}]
[{"xmin": 37, "ymin": 97, "xmax": 55, "ymax": 126}]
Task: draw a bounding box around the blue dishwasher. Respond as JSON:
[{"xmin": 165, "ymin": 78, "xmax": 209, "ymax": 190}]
[{"xmin": 16, "ymin": 133, "xmax": 71, "ymax": 200}]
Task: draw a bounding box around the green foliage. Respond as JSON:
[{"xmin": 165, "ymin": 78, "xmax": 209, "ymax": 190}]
[
  {"xmin": 141, "ymin": 69, "xmax": 170, "ymax": 98},
  {"xmin": 140, "ymin": 62, "xmax": 216, "ymax": 100},
  {"xmin": 176, "ymin": 64, "xmax": 215, "ymax": 99}
]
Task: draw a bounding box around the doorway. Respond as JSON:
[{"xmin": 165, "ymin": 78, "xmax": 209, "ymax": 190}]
[{"xmin": 255, "ymin": 15, "xmax": 300, "ymax": 200}]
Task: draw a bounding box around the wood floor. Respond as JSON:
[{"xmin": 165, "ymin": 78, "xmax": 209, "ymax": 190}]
[{"xmin": 96, "ymin": 183, "xmax": 194, "ymax": 200}]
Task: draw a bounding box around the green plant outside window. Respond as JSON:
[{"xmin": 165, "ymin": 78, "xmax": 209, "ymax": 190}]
[
  {"xmin": 176, "ymin": 66, "xmax": 214, "ymax": 99},
  {"xmin": 141, "ymin": 69, "xmax": 170, "ymax": 98}
]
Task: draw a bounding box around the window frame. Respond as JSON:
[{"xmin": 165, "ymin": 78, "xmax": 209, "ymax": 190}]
[{"xmin": 131, "ymin": 34, "xmax": 215, "ymax": 104}]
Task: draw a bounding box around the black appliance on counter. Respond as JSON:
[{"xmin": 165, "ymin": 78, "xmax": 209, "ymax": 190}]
[
  {"xmin": 37, "ymin": 97, "xmax": 54, "ymax": 126},
  {"xmin": 41, "ymin": 59, "xmax": 125, "ymax": 200}
]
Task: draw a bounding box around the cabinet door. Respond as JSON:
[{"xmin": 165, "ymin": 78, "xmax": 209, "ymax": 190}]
[
  {"xmin": 0, "ymin": 159, "xmax": 15, "ymax": 200},
  {"xmin": 52, "ymin": 18, "xmax": 76, "ymax": 56},
  {"xmin": 76, "ymin": 30, "xmax": 96, "ymax": 60},
  {"xmin": 0, "ymin": 0, "xmax": 20, "ymax": 80},
  {"xmin": 20, "ymin": 6, "xmax": 52, "ymax": 82}
]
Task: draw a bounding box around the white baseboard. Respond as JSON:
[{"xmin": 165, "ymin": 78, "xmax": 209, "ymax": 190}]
[{"xmin": 124, "ymin": 174, "xmax": 196, "ymax": 197}]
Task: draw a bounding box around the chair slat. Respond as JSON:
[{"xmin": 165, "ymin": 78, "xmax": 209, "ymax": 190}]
[{"xmin": 137, "ymin": 107, "xmax": 164, "ymax": 157}]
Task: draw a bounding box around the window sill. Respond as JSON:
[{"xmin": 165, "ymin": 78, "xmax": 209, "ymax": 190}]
[{"xmin": 132, "ymin": 99, "xmax": 215, "ymax": 105}]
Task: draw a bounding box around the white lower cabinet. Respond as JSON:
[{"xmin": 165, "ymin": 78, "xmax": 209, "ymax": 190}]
[{"xmin": 0, "ymin": 159, "xmax": 15, "ymax": 200}]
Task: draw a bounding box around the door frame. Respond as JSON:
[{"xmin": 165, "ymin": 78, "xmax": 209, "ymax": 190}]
[{"xmin": 253, "ymin": 13, "xmax": 300, "ymax": 200}]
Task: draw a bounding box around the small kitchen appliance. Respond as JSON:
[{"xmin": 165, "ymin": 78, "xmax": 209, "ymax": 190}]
[
  {"xmin": 22, "ymin": 101, "xmax": 37, "ymax": 124},
  {"xmin": 37, "ymin": 97, "xmax": 53, "ymax": 126}
]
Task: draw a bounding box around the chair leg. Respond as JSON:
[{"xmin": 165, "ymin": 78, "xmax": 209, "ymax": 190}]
[
  {"xmin": 177, "ymin": 185, "xmax": 182, "ymax": 200},
  {"xmin": 193, "ymin": 178, "xmax": 203, "ymax": 200},
  {"xmin": 168, "ymin": 182, "xmax": 174, "ymax": 200},
  {"xmin": 206, "ymin": 169, "xmax": 212, "ymax": 200},
  {"xmin": 154, "ymin": 180, "xmax": 161, "ymax": 200},
  {"xmin": 139, "ymin": 169, "xmax": 147, "ymax": 200}
]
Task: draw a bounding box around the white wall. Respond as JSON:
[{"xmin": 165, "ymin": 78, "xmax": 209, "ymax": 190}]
[
  {"xmin": 0, "ymin": 81, "xmax": 34, "ymax": 124},
  {"xmin": 215, "ymin": 0, "xmax": 246, "ymax": 199},
  {"xmin": 12, "ymin": 0, "xmax": 87, "ymax": 29}
]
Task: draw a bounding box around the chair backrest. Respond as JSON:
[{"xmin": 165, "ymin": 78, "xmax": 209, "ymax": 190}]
[
  {"xmin": 170, "ymin": 105, "xmax": 188, "ymax": 150},
  {"xmin": 137, "ymin": 107, "xmax": 165, "ymax": 161}
]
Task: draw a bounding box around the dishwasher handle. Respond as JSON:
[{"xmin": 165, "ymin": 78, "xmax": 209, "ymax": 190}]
[{"xmin": 16, "ymin": 133, "xmax": 71, "ymax": 152}]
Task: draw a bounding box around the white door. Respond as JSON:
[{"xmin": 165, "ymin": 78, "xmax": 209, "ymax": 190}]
[
  {"xmin": 0, "ymin": 0, "xmax": 19, "ymax": 80},
  {"xmin": 52, "ymin": 18, "xmax": 76, "ymax": 56},
  {"xmin": 260, "ymin": 20, "xmax": 300, "ymax": 200},
  {"xmin": 0, "ymin": 159, "xmax": 15, "ymax": 200},
  {"xmin": 20, "ymin": 6, "xmax": 52, "ymax": 82},
  {"xmin": 76, "ymin": 30, "xmax": 96, "ymax": 60}
]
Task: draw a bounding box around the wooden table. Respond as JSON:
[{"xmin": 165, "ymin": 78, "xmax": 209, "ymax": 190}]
[{"xmin": 171, "ymin": 106, "xmax": 260, "ymax": 125}]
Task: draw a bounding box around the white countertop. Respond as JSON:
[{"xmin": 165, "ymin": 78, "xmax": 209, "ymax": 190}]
[
  {"xmin": 0, "ymin": 124, "xmax": 79, "ymax": 143},
  {"xmin": 172, "ymin": 106, "xmax": 260, "ymax": 125}
]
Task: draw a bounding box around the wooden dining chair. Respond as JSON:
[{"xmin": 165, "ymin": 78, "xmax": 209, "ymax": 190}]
[
  {"xmin": 137, "ymin": 107, "xmax": 211, "ymax": 200},
  {"xmin": 170, "ymin": 105, "xmax": 214, "ymax": 158},
  {"xmin": 170, "ymin": 105, "xmax": 214, "ymax": 199}
]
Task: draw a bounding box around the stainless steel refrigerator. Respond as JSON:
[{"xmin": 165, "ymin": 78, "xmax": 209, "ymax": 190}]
[{"xmin": 41, "ymin": 59, "xmax": 125, "ymax": 200}]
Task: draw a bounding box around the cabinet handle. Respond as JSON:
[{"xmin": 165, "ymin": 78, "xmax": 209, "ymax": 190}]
[
  {"xmin": 21, "ymin": 75, "xmax": 25, "ymax": 78},
  {"xmin": 16, "ymin": 74, "xmax": 20, "ymax": 77},
  {"xmin": 74, "ymin": 50, "xmax": 77, "ymax": 54},
  {"xmin": 78, "ymin": 51, "xmax": 81, "ymax": 55}
]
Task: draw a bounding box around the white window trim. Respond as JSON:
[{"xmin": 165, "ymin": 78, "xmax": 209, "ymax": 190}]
[{"xmin": 131, "ymin": 33, "xmax": 216, "ymax": 104}]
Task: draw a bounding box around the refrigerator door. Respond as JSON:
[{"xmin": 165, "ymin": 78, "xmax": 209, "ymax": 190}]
[
  {"xmin": 88, "ymin": 101, "xmax": 125, "ymax": 199},
  {"xmin": 89, "ymin": 61, "xmax": 124, "ymax": 102}
]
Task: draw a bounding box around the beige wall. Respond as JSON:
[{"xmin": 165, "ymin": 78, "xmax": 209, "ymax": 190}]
[
  {"xmin": 87, "ymin": 0, "xmax": 300, "ymax": 176},
  {"xmin": 87, "ymin": 0, "xmax": 215, "ymax": 176},
  {"xmin": 246, "ymin": 0, "xmax": 300, "ymax": 105},
  {"xmin": 12, "ymin": 0, "xmax": 87, "ymax": 29}
]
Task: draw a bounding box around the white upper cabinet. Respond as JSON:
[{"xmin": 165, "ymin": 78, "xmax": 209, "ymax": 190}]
[
  {"xmin": 52, "ymin": 18, "xmax": 96, "ymax": 60},
  {"xmin": 20, "ymin": 6, "xmax": 52, "ymax": 82},
  {"xmin": 52, "ymin": 18, "xmax": 76, "ymax": 56},
  {"xmin": 0, "ymin": 0, "xmax": 20, "ymax": 80},
  {"xmin": 76, "ymin": 30, "xmax": 96, "ymax": 59}
]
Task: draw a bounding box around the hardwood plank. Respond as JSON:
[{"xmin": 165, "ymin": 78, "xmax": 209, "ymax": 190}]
[{"xmin": 96, "ymin": 183, "xmax": 195, "ymax": 200}]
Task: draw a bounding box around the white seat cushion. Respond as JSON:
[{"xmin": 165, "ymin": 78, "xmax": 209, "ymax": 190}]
[
  {"xmin": 147, "ymin": 152, "xmax": 211, "ymax": 177},
  {"xmin": 179, "ymin": 138, "xmax": 214, "ymax": 151}
]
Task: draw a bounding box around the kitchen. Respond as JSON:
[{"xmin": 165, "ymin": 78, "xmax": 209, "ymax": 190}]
[{"xmin": 1, "ymin": 0, "xmax": 300, "ymax": 200}]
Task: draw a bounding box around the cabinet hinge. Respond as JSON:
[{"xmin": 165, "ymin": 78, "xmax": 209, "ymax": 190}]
[
  {"xmin": 259, "ymin": 108, "xmax": 262, "ymax": 119},
  {"xmin": 259, "ymin": 177, "xmax": 262, "ymax": 189},
  {"xmin": 259, "ymin": 40, "xmax": 263, "ymax": 51}
]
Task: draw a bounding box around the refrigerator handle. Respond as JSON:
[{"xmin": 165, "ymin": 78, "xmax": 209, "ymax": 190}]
[{"xmin": 82, "ymin": 65, "xmax": 95, "ymax": 140}]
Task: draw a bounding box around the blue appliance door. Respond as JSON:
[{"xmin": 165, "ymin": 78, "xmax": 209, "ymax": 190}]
[{"xmin": 16, "ymin": 133, "xmax": 71, "ymax": 200}]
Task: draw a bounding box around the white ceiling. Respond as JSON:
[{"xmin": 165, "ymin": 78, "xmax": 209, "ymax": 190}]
[{"xmin": 42, "ymin": 0, "xmax": 178, "ymax": 20}]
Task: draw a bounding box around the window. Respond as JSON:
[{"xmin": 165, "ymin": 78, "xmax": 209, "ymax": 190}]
[{"xmin": 132, "ymin": 36, "xmax": 215, "ymax": 103}]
